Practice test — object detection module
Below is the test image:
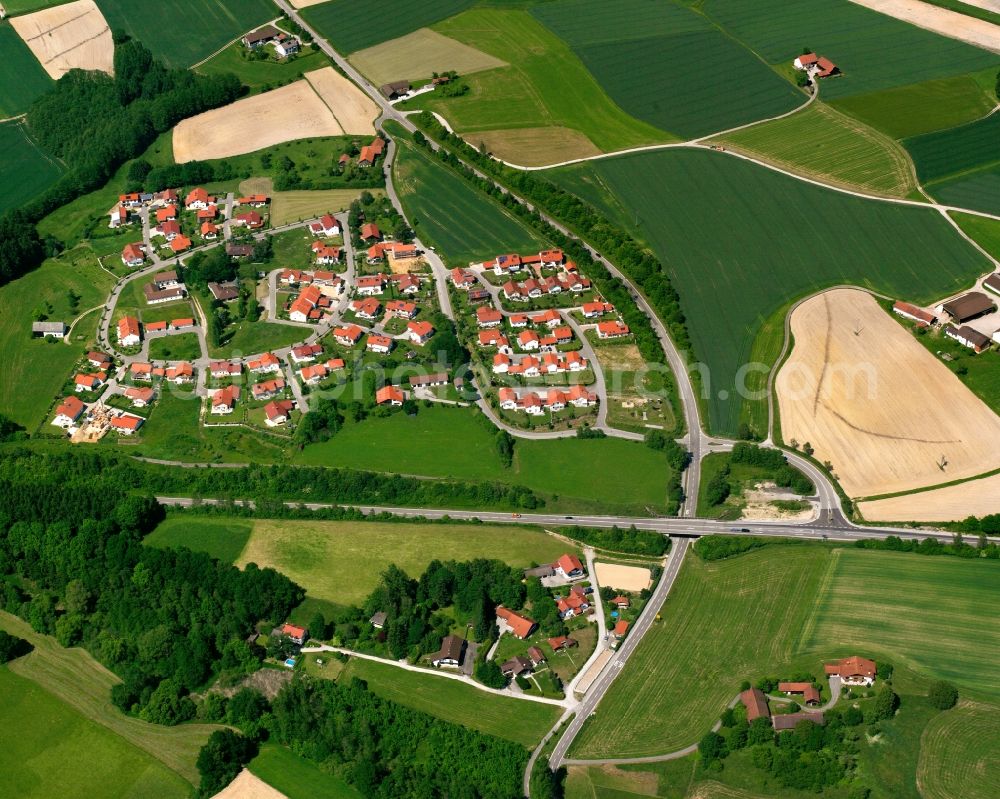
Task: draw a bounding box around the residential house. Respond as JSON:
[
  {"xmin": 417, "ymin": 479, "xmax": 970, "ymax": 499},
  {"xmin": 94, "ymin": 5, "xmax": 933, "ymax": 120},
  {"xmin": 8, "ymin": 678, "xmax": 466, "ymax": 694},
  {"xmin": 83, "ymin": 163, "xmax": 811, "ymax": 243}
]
[
  {"xmin": 52, "ymin": 396, "xmax": 86, "ymax": 428},
  {"xmin": 597, "ymin": 320, "xmax": 630, "ymax": 339},
  {"xmin": 376, "ymin": 385, "xmax": 405, "ymax": 405},
  {"xmin": 169, "ymin": 235, "xmax": 192, "ymax": 254},
  {"xmin": 479, "ymin": 329, "xmax": 508, "ymax": 348},
  {"xmin": 109, "ymin": 204, "xmax": 130, "ymax": 228},
  {"xmin": 495, "ymin": 606, "xmax": 537, "ymax": 639},
  {"xmin": 451, "ymin": 268, "xmax": 477, "ymax": 289},
  {"xmin": 234, "ymin": 211, "xmax": 263, "ymax": 230},
  {"xmin": 210, "ymin": 360, "xmax": 241, "ymax": 378},
  {"xmin": 164, "ymin": 363, "xmax": 194, "ymax": 384},
  {"xmin": 117, "ymin": 316, "xmax": 141, "ymax": 347},
  {"xmin": 280, "ymin": 623, "xmax": 308, "ymax": 645},
  {"xmin": 431, "ymin": 635, "xmax": 466, "ymax": 668},
  {"xmin": 130, "ymin": 362, "xmax": 153, "ymax": 381},
  {"xmin": 156, "ymin": 220, "xmax": 181, "ymax": 240},
  {"xmin": 367, "ymin": 334, "xmax": 394, "ymax": 354},
  {"xmin": 252, "ymin": 378, "xmax": 285, "ymax": 401},
  {"xmin": 314, "ymin": 245, "xmax": 341, "ymax": 266},
  {"xmin": 334, "ymin": 324, "xmax": 364, "ymax": 346},
  {"xmin": 379, "ymin": 81, "xmax": 411, "ymax": 100},
  {"xmin": 945, "ymin": 324, "xmax": 991, "ymax": 354},
  {"xmin": 386, "ymin": 300, "xmax": 417, "ymax": 319},
  {"xmin": 360, "ymin": 223, "xmax": 381, "ymax": 241},
  {"xmin": 582, "ymin": 301, "xmax": 614, "ymax": 318},
  {"xmin": 144, "ymin": 283, "xmax": 186, "ymax": 304},
  {"xmin": 274, "ymin": 36, "xmax": 300, "ymax": 58},
  {"xmin": 184, "ymin": 187, "xmax": 215, "ymax": 210},
  {"xmin": 87, "ymin": 351, "xmax": 111, "ymax": 369},
  {"xmin": 391, "ymin": 273, "xmax": 421, "ymax": 294},
  {"xmin": 242, "ymin": 25, "xmax": 280, "ymax": 48},
  {"xmin": 554, "ymin": 553, "xmax": 584, "ymax": 579},
  {"xmin": 124, "ymin": 387, "xmax": 155, "ymax": 407},
  {"xmin": 110, "ymin": 413, "xmax": 143, "ymax": 436},
  {"xmin": 75, "ymin": 373, "xmax": 105, "ymax": 392},
  {"xmin": 264, "ymin": 399, "xmax": 295, "ymax": 426},
  {"xmin": 409, "ymin": 372, "xmax": 449, "ymax": 389},
  {"xmin": 211, "ymin": 385, "xmax": 241, "ymax": 414},
  {"xmin": 824, "ymin": 656, "xmax": 876, "ymax": 686},
  {"xmin": 556, "ymin": 586, "xmax": 590, "ymax": 619},
  {"xmin": 351, "ymin": 297, "xmax": 383, "ymax": 320},
  {"xmin": 501, "ymin": 656, "xmax": 533, "ymax": 678},
  {"xmin": 238, "ymin": 194, "xmax": 269, "ymax": 208},
  {"xmin": 201, "ymin": 222, "xmax": 218, "ymax": 239},
  {"xmin": 121, "ymin": 242, "xmax": 145, "ymax": 267},
  {"xmin": 610, "ymin": 620, "xmax": 629, "ymax": 645},
  {"xmin": 290, "ymin": 343, "xmax": 323, "ymax": 363},
  {"xmin": 370, "ymin": 611, "xmax": 387, "ymax": 629},
  {"xmin": 356, "ymin": 274, "xmax": 386, "ymax": 295},
  {"xmin": 208, "ymin": 281, "xmax": 240, "ymax": 302},
  {"xmin": 406, "ymin": 320, "xmax": 434, "ymax": 344},
  {"xmin": 527, "ymin": 646, "xmax": 546, "ymax": 666},
  {"xmin": 547, "ymin": 636, "xmax": 577, "ymax": 652},
  {"xmin": 309, "ymin": 213, "xmax": 340, "ymax": 236},
  {"xmin": 248, "ymin": 352, "xmax": 281, "ymax": 374},
  {"xmin": 155, "ymin": 205, "xmax": 177, "ymax": 224}
]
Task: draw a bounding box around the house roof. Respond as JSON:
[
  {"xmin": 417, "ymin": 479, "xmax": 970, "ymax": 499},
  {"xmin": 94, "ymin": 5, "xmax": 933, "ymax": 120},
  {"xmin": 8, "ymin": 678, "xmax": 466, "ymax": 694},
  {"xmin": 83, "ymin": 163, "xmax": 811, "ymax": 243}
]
[
  {"xmin": 117, "ymin": 316, "xmax": 140, "ymax": 339},
  {"xmin": 434, "ymin": 635, "xmax": 465, "ymax": 662},
  {"xmin": 547, "ymin": 635, "xmax": 577, "ymax": 650},
  {"xmin": 122, "ymin": 243, "xmax": 144, "ymax": 261},
  {"xmin": 265, "ymin": 400, "xmax": 295, "ymax": 421},
  {"xmin": 555, "ymin": 553, "xmax": 583, "ymax": 574},
  {"xmin": 773, "ymin": 712, "xmax": 826, "ymax": 731},
  {"xmin": 942, "ymin": 292, "xmax": 994, "ymax": 321},
  {"xmin": 360, "ymin": 222, "xmax": 381, "ymax": 240},
  {"xmin": 797, "ymin": 52, "xmax": 818, "ymax": 65},
  {"xmin": 55, "ymin": 395, "xmax": 85, "ymax": 420},
  {"xmin": 824, "ymin": 656, "xmax": 876, "ymax": 679},
  {"xmin": 376, "ymin": 385, "xmax": 404, "ymax": 404},
  {"xmin": 281, "ymin": 623, "xmax": 307, "ymax": 639},
  {"xmin": 496, "ymin": 605, "xmax": 536, "ymax": 639},
  {"xmin": 111, "ymin": 413, "xmax": 143, "ymax": 431},
  {"xmin": 741, "ymin": 687, "xmax": 770, "ymax": 721},
  {"xmin": 501, "ymin": 655, "xmax": 533, "ymax": 675},
  {"xmin": 612, "ymin": 620, "xmax": 629, "ymax": 636}
]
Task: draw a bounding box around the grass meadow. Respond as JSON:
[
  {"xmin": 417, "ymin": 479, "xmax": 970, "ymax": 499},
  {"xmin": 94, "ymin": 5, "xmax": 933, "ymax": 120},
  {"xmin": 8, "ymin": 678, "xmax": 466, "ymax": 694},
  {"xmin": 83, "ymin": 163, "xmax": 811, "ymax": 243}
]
[
  {"xmin": 917, "ymin": 701, "xmax": 1000, "ymax": 799},
  {"xmin": 95, "ymin": 0, "xmax": 278, "ymax": 68},
  {"xmin": 145, "ymin": 516, "xmax": 253, "ymax": 563},
  {"xmin": 148, "ymin": 332, "xmax": 203, "ymax": 362},
  {"xmin": 230, "ymin": 517, "xmax": 575, "ymax": 606},
  {"xmin": 700, "ymin": 0, "xmax": 1000, "ymax": 101},
  {"xmin": 339, "ymin": 657, "xmax": 561, "ymax": 747},
  {"xmin": 391, "ymin": 134, "xmax": 549, "ymax": 264},
  {"xmin": 249, "ymin": 745, "xmax": 363, "ymax": 799},
  {"xmin": 0, "ymin": 121, "xmax": 64, "ymax": 216},
  {"xmin": 533, "ymin": 0, "xmax": 803, "ymax": 140},
  {"xmin": 270, "ymin": 188, "xmax": 383, "ymax": 227},
  {"xmin": 0, "ymin": 611, "xmax": 219, "ymax": 786},
  {"xmin": 415, "ymin": 9, "xmax": 668, "ymax": 154},
  {"xmin": 0, "ymin": 248, "xmax": 113, "ymax": 430},
  {"xmin": 716, "ymin": 101, "xmax": 917, "ymax": 197},
  {"xmin": 952, "ymin": 211, "xmax": 1000, "ymax": 260},
  {"xmin": 0, "ymin": 23, "xmax": 52, "ymax": 117},
  {"xmin": 547, "ymin": 149, "xmax": 989, "ymax": 435},
  {"xmin": 196, "ymin": 43, "xmax": 330, "ymax": 93}
]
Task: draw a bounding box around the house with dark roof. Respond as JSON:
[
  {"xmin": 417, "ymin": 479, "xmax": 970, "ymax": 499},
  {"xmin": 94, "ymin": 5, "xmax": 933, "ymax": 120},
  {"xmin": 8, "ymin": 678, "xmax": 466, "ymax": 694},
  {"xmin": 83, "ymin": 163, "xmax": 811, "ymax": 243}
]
[
  {"xmin": 431, "ymin": 635, "xmax": 466, "ymax": 668},
  {"xmin": 501, "ymin": 655, "xmax": 533, "ymax": 677},
  {"xmin": 939, "ymin": 292, "xmax": 995, "ymax": 323},
  {"xmin": 773, "ymin": 712, "xmax": 826, "ymax": 732},
  {"xmin": 778, "ymin": 682, "xmax": 821, "ymax": 706}
]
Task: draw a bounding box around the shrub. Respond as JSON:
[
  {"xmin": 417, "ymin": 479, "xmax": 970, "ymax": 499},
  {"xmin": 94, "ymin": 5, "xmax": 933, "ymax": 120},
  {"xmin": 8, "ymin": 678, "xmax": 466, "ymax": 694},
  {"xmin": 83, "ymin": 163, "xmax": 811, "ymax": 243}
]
[{"xmin": 927, "ymin": 680, "xmax": 958, "ymax": 710}]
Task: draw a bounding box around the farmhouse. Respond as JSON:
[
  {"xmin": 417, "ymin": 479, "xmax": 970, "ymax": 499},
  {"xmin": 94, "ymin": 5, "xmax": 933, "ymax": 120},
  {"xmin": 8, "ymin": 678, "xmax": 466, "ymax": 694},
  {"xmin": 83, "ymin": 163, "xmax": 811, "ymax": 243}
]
[
  {"xmin": 773, "ymin": 712, "xmax": 826, "ymax": 731},
  {"xmin": 793, "ymin": 52, "xmax": 818, "ymax": 70},
  {"xmin": 945, "ymin": 325, "xmax": 990, "ymax": 354},
  {"xmin": 741, "ymin": 687, "xmax": 770, "ymax": 721},
  {"xmin": 597, "ymin": 320, "xmax": 630, "ymax": 339},
  {"xmin": 431, "ymin": 635, "xmax": 466, "ymax": 668},
  {"xmin": 815, "ymin": 57, "xmax": 839, "ymax": 78},
  {"xmin": 243, "ymin": 25, "xmax": 280, "ymax": 49},
  {"xmin": 309, "ymin": 213, "xmax": 340, "ymax": 236},
  {"xmin": 144, "ymin": 284, "xmax": 186, "ymax": 304},
  {"xmin": 501, "ymin": 656, "xmax": 533, "ymax": 678},
  {"xmin": 121, "ymin": 243, "xmax": 145, "ymax": 267},
  {"xmin": 778, "ymin": 682, "xmax": 821, "ymax": 705},
  {"xmin": 252, "ymin": 378, "xmax": 285, "ymax": 401},
  {"xmin": 495, "ymin": 606, "xmax": 537, "ymax": 639},
  {"xmin": 939, "ymin": 292, "xmax": 995, "ymax": 323},
  {"xmin": 892, "ymin": 300, "xmax": 936, "ymax": 327},
  {"xmin": 32, "ymin": 321, "xmax": 67, "ymax": 338},
  {"xmin": 248, "ymin": 352, "xmax": 281, "ymax": 374},
  {"xmin": 376, "ymin": 385, "xmax": 405, "ymax": 406},
  {"xmin": 117, "ymin": 316, "xmax": 141, "ymax": 347},
  {"xmin": 264, "ymin": 400, "xmax": 295, "ymax": 427},
  {"xmin": 554, "ymin": 553, "xmax": 584, "ymax": 579},
  {"xmin": 210, "ymin": 360, "xmax": 241, "ymax": 378},
  {"xmin": 124, "ymin": 387, "xmax": 155, "ymax": 407},
  {"xmin": 367, "ymin": 334, "xmax": 394, "ymax": 354},
  {"xmin": 379, "ymin": 81, "xmax": 411, "ymax": 100},
  {"xmin": 211, "ymin": 385, "xmax": 241, "ymax": 414},
  {"xmin": 53, "ymin": 396, "xmax": 86, "ymax": 428},
  {"xmin": 208, "ymin": 281, "xmax": 240, "ymax": 302},
  {"xmin": 406, "ymin": 321, "xmax": 434, "ymax": 344},
  {"xmin": 824, "ymin": 656, "xmax": 876, "ymax": 686},
  {"xmin": 110, "ymin": 413, "xmax": 143, "ymax": 435}
]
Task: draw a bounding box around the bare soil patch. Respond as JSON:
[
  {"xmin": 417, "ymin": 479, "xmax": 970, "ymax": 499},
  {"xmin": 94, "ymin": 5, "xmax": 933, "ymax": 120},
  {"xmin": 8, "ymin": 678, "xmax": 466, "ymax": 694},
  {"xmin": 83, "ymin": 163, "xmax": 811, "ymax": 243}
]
[
  {"xmin": 859, "ymin": 471, "xmax": 1000, "ymax": 521},
  {"xmin": 287, "ymin": 0, "xmax": 329, "ymax": 7},
  {"xmin": 303, "ymin": 66, "xmax": 377, "ymax": 135},
  {"xmin": 173, "ymin": 81, "xmax": 343, "ymax": 163},
  {"xmin": 349, "ymin": 28, "xmax": 507, "ymax": 87},
  {"xmin": 848, "ymin": 0, "xmax": 1000, "ymax": 52},
  {"xmin": 776, "ymin": 288, "xmax": 1000, "ymax": 497},
  {"xmin": 212, "ymin": 770, "xmax": 287, "ymax": 799},
  {"xmin": 593, "ymin": 562, "xmax": 651, "ymax": 592},
  {"xmin": 9, "ymin": 0, "xmax": 113, "ymax": 79},
  {"xmin": 468, "ymin": 127, "xmax": 601, "ymax": 167}
]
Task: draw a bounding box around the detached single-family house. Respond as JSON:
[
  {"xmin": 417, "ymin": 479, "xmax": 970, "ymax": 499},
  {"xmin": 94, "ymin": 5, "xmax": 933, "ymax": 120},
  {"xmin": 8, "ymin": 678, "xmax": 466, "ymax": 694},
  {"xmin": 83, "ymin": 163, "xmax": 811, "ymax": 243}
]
[
  {"xmin": 376, "ymin": 385, "xmax": 405, "ymax": 406},
  {"xmin": 406, "ymin": 321, "xmax": 434, "ymax": 345},
  {"xmin": 117, "ymin": 316, "xmax": 141, "ymax": 347},
  {"xmin": 211, "ymin": 385, "xmax": 241, "ymax": 414},
  {"xmin": 431, "ymin": 635, "xmax": 466, "ymax": 668},
  {"xmin": 264, "ymin": 399, "xmax": 295, "ymax": 427},
  {"xmin": 280, "ymin": 623, "xmax": 308, "ymax": 645},
  {"xmin": 52, "ymin": 396, "xmax": 86, "ymax": 428},
  {"xmin": 495, "ymin": 606, "xmax": 536, "ymax": 639},
  {"xmin": 309, "ymin": 213, "xmax": 340, "ymax": 237},
  {"xmin": 252, "ymin": 378, "xmax": 285, "ymax": 401},
  {"xmin": 124, "ymin": 387, "xmax": 155, "ymax": 407},
  {"xmin": 210, "ymin": 360, "xmax": 241, "ymax": 378},
  {"xmin": 334, "ymin": 324, "xmax": 364, "ymax": 346},
  {"xmin": 367, "ymin": 334, "xmax": 394, "ymax": 354},
  {"xmin": 501, "ymin": 656, "xmax": 533, "ymax": 678},
  {"xmin": 242, "ymin": 25, "xmax": 280, "ymax": 49},
  {"xmin": 597, "ymin": 320, "xmax": 630, "ymax": 339},
  {"xmin": 111, "ymin": 413, "xmax": 143, "ymax": 435},
  {"xmin": 121, "ymin": 242, "xmax": 145, "ymax": 267},
  {"xmin": 824, "ymin": 656, "xmax": 876, "ymax": 686},
  {"xmin": 553, "ymin": 553, "xmax": 584, "ymax": 579},
  {"xmin": 547, "ymin": 636, "xmax": 577, "ymax": 652},
  {"xmin": 248, "ymin": 352, "xmax": 281, "ymax": 374},
  {"xmin": 356, "ymin": 274, "xmax": 386, "ymax": 295},
  {"xmin": 184, "ymin": 187, "xmax": 215, "ymax": 210},
  {"xmin": 477, "ymin": 307, "xmax": 503, "ymax": 327}
]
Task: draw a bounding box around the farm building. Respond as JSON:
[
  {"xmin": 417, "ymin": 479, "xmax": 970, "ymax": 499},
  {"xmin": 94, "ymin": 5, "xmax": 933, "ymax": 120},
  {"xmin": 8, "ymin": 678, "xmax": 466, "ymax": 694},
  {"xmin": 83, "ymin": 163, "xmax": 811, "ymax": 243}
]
[
  {"xmin": 983, "ymin": 273, "xmax": 1000, "ymax": 298},
  {"xmin": 380, "ymin": 80, "xmax": 411, "ymax": 100},
  {"xmin": 892, "ymin": 301, "xmax": 936, "ymax": 327},
  {"xmin": 773, "ymin": 712, "xmax": 826, "ymax": 731},
  {"xmin": 243, "ymin": 25, "xmax": 280, "ymax": 49},
  {"xmin": 32, "ymin": 321, "xmax": 67, "ymax": 338},
  {"xmin": 938, "ymin": 292, "xmax": 995, "ymax": 323},
  {"xmin": 740, "ymin": 687, "xmax": 770, "ymax": 721},
  {"xmin": 945, "ymin": 325, "xmax": 991, "ymax": 354},
  {"xmin": 431, "ymin": 635, "xmax": 466, "ymax": 668},
  {"xmin": 824, "ymin": 656, "xmax": 876, "ymax": 686},
  {"xmin": 778, "ymin": 682, "xmax": 821, "ymax": 705},
  {"xmin": 793, "ymin": 52, "xmax": 818, "ymax": 70}
]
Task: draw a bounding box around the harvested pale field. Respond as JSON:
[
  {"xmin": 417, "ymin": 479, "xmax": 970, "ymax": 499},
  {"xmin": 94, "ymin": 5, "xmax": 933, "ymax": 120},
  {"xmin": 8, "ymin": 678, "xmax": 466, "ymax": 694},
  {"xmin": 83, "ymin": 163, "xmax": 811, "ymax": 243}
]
[
  {"xmin": 9, "ymin": 0, "xmax": 113, "ymax": 79},
  {"xmin": 349, "ymin": 28, "xmax": 507, "ymax": 86},
  {"xmin": 173, "ymin": 81, "xmax": 343, "ymax": 163},
  {"xmin": 859, "ymin": 471, "xmax": 1000, "ymax": 521},
  {"xmin": 303, "ymin": 66, "xmax": 377, "ymax": 135},
  {"xmin": 776, "ymin": 288, "xmax": 1000, "ymax": 497},
  {"xmin": 848, "ymin": 0, "xmax": 1000, "ymax": 52},
  {"xmin": 270, "ymin": 188, "xmax": 384, "ymax": 226},
  {"xmin": 238, "ymin": 177, "xmax": 274, "ymax": 197},
  {"xmin": 468, "ymin": 126, "xmax": 601, "ymax": 167},
  {"xmin": 288, "ymin": 0, "xmax": 329, "ymax": 7},
  {"xmin": 593, "ymin": 562, "xmax": 651, "ymax": 592},
  {"xmin": 212, "ymin": 770, "xmax": 287, "ymax": 799}
]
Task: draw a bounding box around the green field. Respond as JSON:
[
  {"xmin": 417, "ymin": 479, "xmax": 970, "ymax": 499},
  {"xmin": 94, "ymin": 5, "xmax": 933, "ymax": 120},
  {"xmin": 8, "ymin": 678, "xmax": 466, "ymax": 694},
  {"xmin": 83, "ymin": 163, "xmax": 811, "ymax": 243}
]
[
  {"xmin": 0, "ymin": 248, "xmax": 114, "ymax": 430},
  {"xmin": 715, "ymin": 101, "xmax": 916, "ymax": 196},
  {"xmin": 573, "ymin": 544, "xmax": 1000, "ymax": 760},
  {"xmin": 227, "ymin": 517, "xmax": 575, "ymax": 606},
  {"xmin": 293, "ymin": 404, "xmax": 677, "ymax": 512},
  {"xmin": 196, "ymin": 42, "xmax": 330, "ymax": 93},
  {"xmin": 340, "ymin": 657, "xmax": 560, "ymax": 747},
  {"xmin": 0, "ymin": 668, "xmax": 191, "ymax": 799},
  {"xmin": 414, "ymin": 9, "xmax": 668, "ymax": 154},
  {"xmin": 699, "ymin": 0, "xmax": 1000, "ymax": 101},
  {"xmin": 0, "ymin": 22, "xmax": 52, "ymax": 118},
  {"xmin": 830, "ymin": 72, "xmax": 997, "ymax": 139},
  {"xmin": 145, "ymin": 516, "xmax": 253, "ymax": 562},
  {"xmin": 148, "ymin": 332, "xmax": 203, "ymax": 362},
  {"xmin": 533, "ymin": 0, "xmax": 803, "ymax": 139},
  {"xmin": 952, "ymin": 211, "xmax": 1000, "ymax": 260},
  {"xmin": 930, "ymin": 166, "xmax": 1000, "ymax": 216},
  {"xmin": 547, "ymin": 149, "xmax": 989, "ymax": 434},
  {"xmin": 212, "ymin": 318, "xmax": 309, "ymax": 359},
  {"xmin": 392, "ymin": 133, "xmax": 549, "ymax": 264},
  {"xmin": 0, "ymin": 120, "xmax": 64, "ymax": 215},
  {"xmin": 905, "ymin": 110, "xmax": 1000, "ymax": 185},
  {"xmin": 0, "ymin": 611, "xmax": 219, "ymax": 785},
  {"xmin": 249, "ymin": 744, "xmax": 363, "ymax": 799},
  {"xmin": 95, "ymin": 0, "xmax": 278, "ymax": 68},
  {"xmin": 916, "ymin": 701, "xmax": 1000, "ymax": 799},
  {"xmin": 302, "ymin": 0, "xmax": 477, "ymax": 55}
]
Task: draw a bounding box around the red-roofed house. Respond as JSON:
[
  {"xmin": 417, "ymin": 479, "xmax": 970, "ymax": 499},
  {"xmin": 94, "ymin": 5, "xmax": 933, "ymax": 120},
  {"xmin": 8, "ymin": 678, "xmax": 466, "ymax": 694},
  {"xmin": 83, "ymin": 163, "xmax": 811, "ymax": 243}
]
[
  {"xmin": 111, "ymin": 413, "xmax": 144, "ymax": 435},
  {"xmin": 376, "ymin": 385, "xmax": 404, "ymax": 406},
  {"xmin": 495, "ymin": 606, "xmax": 537, "ymax": 639},
  {"xmin": 184, "ymin": 187, "xmax": 215, "ymax": 209},
  {"xmin": 169, "ymin": 235, "xmax": 192, "ymax": 254},
  {"xmin": 201, "ymin": 221, "xmax": 219, "ymax": 239},
  {"xmin": 309, "ymin": 213, "xmax": 340, "ymax": 237},
  {"xmin": 477, "ymin": 306, "xmax": 503, "ymax": 327},
  {"xmin": 386, "ymin": 300, "xmax": 417, "ymax": 319},
  {"xmin": 156, "ymin": 219, "xmax": 181, "ymax": 240},
  {"xmin": 252, "ymin": 378, "xmax": 285, "ymax": 400},
  {"xmin": 556, "ymin": 586, "xmax": 590, "ymax": 619},
  {"xmin": 824, "ymin": 656, "xmax": 876, "ymax": 686},
  {"xmin": 290, "ymin": 343, "xmax": 323, "ymax": 364},
  {"xmin": 356, "ymin": 274, "xmax": 386, "ymax": 296},
  {"xmin": 367, "ymin": 334, "xmax": 394, "ymax": 354},
  {"xmin": 360, "ymin": 223, "xmax": 381, "ymax": 241},
  {"xmin": 211, "ymin": 385, "xmax": 241, "ymax": 414},
  {"xmin": 121, "ymin": 242, "xmax": 145, "ymax": 267},
  {"xmin": 280, "ymin": 623, "xmax": 308, "ymax": 645},
  {"xmin": 597, "ymin": 320, "xmax": 630, "ymax": 339},
  {"xmin": 124, "ymin": 386, "xmax": 155, "ymax": 407},
  {"xmin": 155, "ymin": 205, "xmax": 177, "ymax": 224},
  {"xmin": 793, "ymin": 52, "xmax": 819, "ymax": 70},
  {"xmin": 238, "ymin": 194, "xmax": 269, "ymax": 208},
  {"xmin": 52, "ymin": 396, "xmax": 86, "ymax": 428},
  {"xmin": 210, "ymin": 360, "xmax": 241, "ymax": 378},
  {"xmin": 234, "ymin": 211, "xmax": 263, "ymax": 229},
  {"xmin": 248, "ymin": 352, "xmax": 281, "ymax": 374},
  {"xmin": 407, "ymin": 320, "xmax": 434, "ymax": 345},
  {"xmin": 264, "ymin": 399, "xmax": 295, "ymax": 427},
  {"xmin": 451, "ymin": 268, "xmax": 477, "ymax": 289},
  {"xmin": 117, "ymin": 316, "xmax": 141, "ymax": 347},
  {"xmin": 611, "ymin": 620, "xmax": 629, "ymax": 643},
  {"xmin": 554, "ymin": 553, "xmax": 584, "ymax": 579},
  {"xmin": 334, "ymin": 324, "xmax": 364, "ymax": 346},
  {"xmin": 816, "ymin": 57, "xmax": 839, "ymax": 78}
]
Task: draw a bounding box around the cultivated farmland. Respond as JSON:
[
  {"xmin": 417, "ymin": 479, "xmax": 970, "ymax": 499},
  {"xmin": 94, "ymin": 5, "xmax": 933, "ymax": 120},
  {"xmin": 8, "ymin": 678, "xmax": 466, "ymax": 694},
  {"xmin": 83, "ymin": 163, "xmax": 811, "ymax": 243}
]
[
  {"xmin": 859, "ymin": 472, "xmax": 1000, "ymax": 521},
  {"xmin": 249, "ymin": 746, "xmax": 363, "ymax": 799},
  {"xmin": 303, "ymin": 66, "xmax": 378, "ymax": 134},
  {"xmin": 917, "ymin": 701, "xmax": 1000, "ymax": 799},
  {"xmin": 467, "ymin": 127, "xmax": 601, "ymax": 167},
  {"xmin": 391, "ymin": 135, "xmax": 549, "ymax": 263},
  {"xmin": 546, "ymin": 149, "xmax": 989, "ymax": 435},
  {"xmin": 94, "ymin": 0, "xmax": 277, "ymax": 68},
  {"xmin": 339, "ymin": 658, "xmax": 561, "ymax": 747},
  {"xmin": 930, "ymin": 165, "xmax": 1000, "ymax": 215},
  {"xmin": 233, "ymin": 519, "xmax": 574, "ymax": 606},
  {"xmin": 699, "ymin": 0, "xmax": 1000, "ymax": 100},
  {"xmin": 714, "ymin": 102, "xmax": 917, "ymax": 197},
  {"xmin": 302, "ymin": 0, "xmax": 478, "ymax": 55},
  {"xmin": 9, "ymin": 0, "xmax": 113, "ymax": 79},
  {"xmin": 0, "ymin": 120, "xmax": 64, "ymax": 215},
  {"xmin": 349, "ymin": 27, "xmax": 507, "ymax": 86},
  {"xmin": 0, "ymin": 21, "xmax": 52, "ymax": 117},
  {"xmin": 270, "ymin": 188, "xmax": 384, "ymax": 227},
  {"xmin": 776, "ymin": 289, "xmax": 1000, "ymax": 498},
  {"xmin": 173, "ymin": 81, "xmax": 343, "ymax": 162},
  {"xmin": 905, "ymin": 109, "xmax": 1000, "ymax": 184},
  {"xmin": 533, "ymin": 0, "xmax": 804, "ymax": 140},
  {"xmin": 413, "ymin": 9, "xmax": 668, "ymax": 158}
]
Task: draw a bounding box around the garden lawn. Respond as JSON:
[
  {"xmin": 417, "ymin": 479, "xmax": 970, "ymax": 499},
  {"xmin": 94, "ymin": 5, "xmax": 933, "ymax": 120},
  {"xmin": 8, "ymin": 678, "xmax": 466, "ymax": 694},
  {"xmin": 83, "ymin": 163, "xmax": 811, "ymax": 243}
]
[
  {"xmin": 339, "ymin": 658, "xmax": 560, "ymax": 747},
  {"xmin": 95, "ymin": 0, "xmax": 278, "ymax": 68},
  {"xmin": 533, "ymin": 0, "xmax": 802, "ymax": 140},
  {"xmin": 416, "ymin": 9, "xmax": 668, "ymax": 153},
  {"xmin": 0, "ymin": 611, "xmax": 219, "ymax": 785},
  {"xmin": 211, "ymin": 319, "xmax": 306, "ymax": 359},
  {"xmin": 0, "ymin": 120, "xmax": 64, "ymax": 215},
  {"xmin": 392, "ymin": 135, "xmax": 548, "ymax": 264},
  {"xmin": 249, "ymin": 744, "xmax": 363, "ymax": 799},
  {"xmin": 148, "ymin": 332, "xmax": 202, "ymax": 362},
  {"xmin": 715, "ymin": 101, "xmax": 916, "ymax": 197},
  {"xmin": 546, "ymin": 149, "xmax": 989, "ymax": 435},
  {"xmin": 302, "ymin": 0, "xmax": 478, "ymax": 55},
  {"xmin": 0, "ymin": 668, "xmax": 191, "ymax": 799},
  {"xmin": 0, "ymin": 248, "xmax": 113, "ymax": 429},
  {"xmin": 145, "ymin": 516, "xmax": 253, "ymax": 563},
  {"xmin": 196, "ymin": 43, "xmax": 329, "ymax": 93},
  {"xmin": 0, "ymin": 23, "xmax": 52, "ymax": 117},
  {"xmin": 233, "ymin": 518, "xmax": 575, "ymax": 606},
  {"xmin": 570, "ymin": 545, "xmax": 830, "ymax": 758},
  {"xmin": 799, "ymin": 549, "xmax": 1000, "ymax": 701},
  {"xmin": 699, "ymin": 0, "xmax": 1000, "ymax": 100}
]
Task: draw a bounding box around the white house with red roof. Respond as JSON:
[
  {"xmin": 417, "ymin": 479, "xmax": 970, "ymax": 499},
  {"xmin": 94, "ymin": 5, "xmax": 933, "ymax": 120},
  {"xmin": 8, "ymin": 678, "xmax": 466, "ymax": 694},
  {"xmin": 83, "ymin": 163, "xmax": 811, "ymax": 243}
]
[
  {"xmin": 554, "ymin": 553, "xmax": 585, "ymax": 579},
  {"xmin": 376, "ymin": 385, "xmax": 405, "ymax": 405},
  {"xmin": 184, "ymin": 187, "xmax": 216, "ymax": 209},
  {"xmin": 111, "ymin": 413, "xmax": 144, "ymax": 436},
  {"xmin": 52, "ymin": 396, "xmax": 86, "ymax": 428},
  {"xmin": 406, "ymin": 321, "xmax": 434, "ymax": 345},
  {"xmin": 248, "ymin": 352, "xmax": 281, "ymax": 374},
  {"xmin": 117, "ymin": 316, "xmax": 141, "ymax": 347},
  {"xmin": 309, "ymin": 213, "xmax": 340, "ymax": 237},
  {"xmin": 211, "ymin": 385, "xmax": 241, "ymax": 414},
  {"xmin": 121, "ymin": 242, "xmax": 145, "ymax": 267}
]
